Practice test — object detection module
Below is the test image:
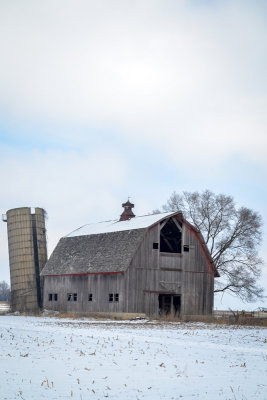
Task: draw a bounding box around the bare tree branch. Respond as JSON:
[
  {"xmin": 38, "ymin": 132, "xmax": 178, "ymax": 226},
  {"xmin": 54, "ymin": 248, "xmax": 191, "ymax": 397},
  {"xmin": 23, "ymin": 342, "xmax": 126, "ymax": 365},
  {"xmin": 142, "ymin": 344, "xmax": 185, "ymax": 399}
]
[
  {"xmin": 158, "ymin": 190, "xmax": 265, "ymax": 302},
  {"xmin": 0, "ymin": 281, "xmax": 10, "ymax": 301}
]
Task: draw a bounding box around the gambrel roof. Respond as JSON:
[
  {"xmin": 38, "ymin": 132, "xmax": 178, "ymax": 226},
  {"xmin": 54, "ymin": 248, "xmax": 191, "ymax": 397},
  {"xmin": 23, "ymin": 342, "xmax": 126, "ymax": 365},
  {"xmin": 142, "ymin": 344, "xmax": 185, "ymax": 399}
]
[
  {"xmin": 41, "ymin": 212, "xmax": 177, "ymax": 276},
  {"xmin": 41, "ymin": 229, "xmax": 146, "ymax": 276},
  {"xmin": 66, "ymin": 212, "xmax": 176, "ymax": 237},
  {"xmin": 41, "ymin": 211, "xmax": 219, "ymax": 277}
]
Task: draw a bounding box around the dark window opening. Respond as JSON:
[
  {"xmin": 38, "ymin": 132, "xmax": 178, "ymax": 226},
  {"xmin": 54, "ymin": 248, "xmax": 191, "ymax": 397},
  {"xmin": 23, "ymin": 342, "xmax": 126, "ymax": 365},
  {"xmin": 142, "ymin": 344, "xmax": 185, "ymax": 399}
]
[
  {"xmin": 49, "ymin": 293, "xmax": 57, "ymax": 301},
  {"xmin": 153, "ymin": 242, "xmax": 159, "ymax": 249},
  {"xmin": 109, "ymin": 293, "xmax": 114, "ymax": 302},
  {"xmin": 67, "ymin": 293, "xmax": 77, "ymax": 301},
  {"xmin": 115, "ymin": 293, "xmax": 119, "ymax": 302},
  {"xmin": 160, "ymin": 219, "xmax": 182, "ymax": 253},
  {"xmin": 183, "ymin": 245, "xmax": 189, "ymax": 252},
  {"xmin": 88, "ymin": 293, "xmax": 93, "ymax": 302}
]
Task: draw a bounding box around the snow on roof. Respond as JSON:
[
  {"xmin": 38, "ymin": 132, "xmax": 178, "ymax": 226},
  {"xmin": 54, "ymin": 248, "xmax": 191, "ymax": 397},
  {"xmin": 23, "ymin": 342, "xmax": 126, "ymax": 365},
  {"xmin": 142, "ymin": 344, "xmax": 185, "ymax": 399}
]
[{"xmin": 66, "ymin": 211, "xmax": 178, "ymax": 237}]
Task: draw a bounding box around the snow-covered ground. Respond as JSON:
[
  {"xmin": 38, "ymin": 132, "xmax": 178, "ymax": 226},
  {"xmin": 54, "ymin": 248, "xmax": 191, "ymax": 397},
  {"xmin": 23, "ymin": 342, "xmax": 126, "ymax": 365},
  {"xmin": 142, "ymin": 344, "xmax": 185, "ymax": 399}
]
[{"xmin": 0, "ymin": 316, "xmax": 266, "ymax": 400}]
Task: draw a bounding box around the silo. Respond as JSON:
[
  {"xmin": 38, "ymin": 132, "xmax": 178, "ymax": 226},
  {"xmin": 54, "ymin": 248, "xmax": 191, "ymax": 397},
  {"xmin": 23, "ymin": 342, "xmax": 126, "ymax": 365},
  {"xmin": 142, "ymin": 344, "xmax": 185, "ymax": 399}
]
[{"xmin": 2, "ymin": 207, "xmax": 48, "ymax": 313}]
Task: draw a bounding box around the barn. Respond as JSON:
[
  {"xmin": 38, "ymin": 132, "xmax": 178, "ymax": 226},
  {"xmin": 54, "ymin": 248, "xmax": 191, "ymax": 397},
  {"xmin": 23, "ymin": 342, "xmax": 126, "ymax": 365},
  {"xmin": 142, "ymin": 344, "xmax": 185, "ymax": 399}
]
[{"xmin": 41, "ymin": 201, "xmax": 219, "ymax": 317}]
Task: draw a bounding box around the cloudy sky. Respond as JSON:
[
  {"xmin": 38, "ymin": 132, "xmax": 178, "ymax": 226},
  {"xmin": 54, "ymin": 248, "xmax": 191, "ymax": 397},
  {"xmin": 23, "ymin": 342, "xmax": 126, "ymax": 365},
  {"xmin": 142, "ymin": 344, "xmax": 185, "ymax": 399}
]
[{"xmin": 0, "ymin": 0, "xmax": 266, "ymax": 310}]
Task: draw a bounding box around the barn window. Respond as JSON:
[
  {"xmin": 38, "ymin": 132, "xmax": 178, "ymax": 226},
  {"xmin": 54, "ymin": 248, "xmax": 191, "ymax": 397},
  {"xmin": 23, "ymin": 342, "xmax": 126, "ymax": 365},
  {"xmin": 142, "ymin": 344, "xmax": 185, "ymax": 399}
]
[
  {"xmin": 88, "ymin": 293, "xmax": 93, "ymax": 301},
  {"xmin": 115, "ymin": 293, "xmax": 119, "ymax": 302},
  {"xmin": 160, "ymin": 218, "xmax": 182, "ymax": 253},
  {"xmin": 67, "ymin": 293, "xmax": 77, "ymax": 301},
  {"xmin": 54, "ymin": 294, "xmax": 58, "ymax": 301},
  {"xmin": 183, "ymin": 245, "xmax": 189, "ymax": 252},
  {"xmin": 48, "ymin": 293, "xmax": 53, "ymax": 301},
  {"xmin": 109, "ymin": 293, "xmax": 114, "ymax": 302},
  {"xmin": 153, "ymin": 242, "xmax": 159, "ymax": 249}
]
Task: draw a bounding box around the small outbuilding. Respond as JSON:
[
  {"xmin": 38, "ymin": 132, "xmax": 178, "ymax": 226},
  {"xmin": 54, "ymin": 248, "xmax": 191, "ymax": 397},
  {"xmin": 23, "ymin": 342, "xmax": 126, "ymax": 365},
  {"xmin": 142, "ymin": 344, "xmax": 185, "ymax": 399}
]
[{"xmin": 41, "ymin": 202, "xmax": 219, "ymax": 317}]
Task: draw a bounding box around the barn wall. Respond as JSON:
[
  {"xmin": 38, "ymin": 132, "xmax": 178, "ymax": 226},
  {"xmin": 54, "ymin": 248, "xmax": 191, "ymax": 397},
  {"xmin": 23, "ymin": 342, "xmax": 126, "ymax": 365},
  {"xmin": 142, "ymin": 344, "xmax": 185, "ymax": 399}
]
[
  {"xmin": 181, "ymin": 224, "xmax": 214, "ymax": 315},
  {"xmin": 43, "ymin": 273, "xmax": 125, "ymax": 313},
  {"xmin": 43, "ymin": 216, "xmax": 215, "ymax": 316},
  {"xmin": 126, "ymin": 224, "xmax": 158, "ymax": 315},
  {"xmin": 126, "ymin": 224, "xmax": 183, "ymax": 316},
  {"xmin": 126, "ymin": 218, "xmax": 214, "ymax": 316}
]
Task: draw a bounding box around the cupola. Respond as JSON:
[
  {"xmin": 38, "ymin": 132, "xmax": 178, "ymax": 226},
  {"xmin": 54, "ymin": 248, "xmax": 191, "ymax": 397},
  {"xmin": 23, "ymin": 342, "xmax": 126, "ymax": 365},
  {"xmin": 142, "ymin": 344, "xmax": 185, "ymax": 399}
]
[{"xmin": 119, "ymin": 200, "xmax": 135, "ymax": 221}]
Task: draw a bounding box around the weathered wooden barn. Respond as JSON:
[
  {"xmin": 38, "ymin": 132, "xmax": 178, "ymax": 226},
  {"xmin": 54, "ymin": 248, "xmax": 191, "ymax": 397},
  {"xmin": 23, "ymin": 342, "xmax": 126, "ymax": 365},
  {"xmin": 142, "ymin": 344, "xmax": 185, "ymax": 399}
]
[{"xmin": 41, "ymin": 202, "xmax": 219, "ymax": 317}]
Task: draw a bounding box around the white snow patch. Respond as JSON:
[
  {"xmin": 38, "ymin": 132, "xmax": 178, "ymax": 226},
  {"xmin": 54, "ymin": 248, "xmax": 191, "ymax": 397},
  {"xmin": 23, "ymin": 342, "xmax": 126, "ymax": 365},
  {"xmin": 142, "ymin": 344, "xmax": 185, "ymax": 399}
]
[
  {"xmin": 66, "ymin": 212, "xmax": 177, "ymax": 237},
  {"xmin": 0, "ymin": 316, "xmax": 266, "ymax": 399}
]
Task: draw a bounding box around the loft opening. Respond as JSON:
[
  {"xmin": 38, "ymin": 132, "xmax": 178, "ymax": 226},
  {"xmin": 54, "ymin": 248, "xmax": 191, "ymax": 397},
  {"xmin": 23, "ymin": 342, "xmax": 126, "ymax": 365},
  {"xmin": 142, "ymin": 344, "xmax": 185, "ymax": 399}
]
[{"xmin": 160, "ymin": 218, "xmax": 182, "ymax": 253}]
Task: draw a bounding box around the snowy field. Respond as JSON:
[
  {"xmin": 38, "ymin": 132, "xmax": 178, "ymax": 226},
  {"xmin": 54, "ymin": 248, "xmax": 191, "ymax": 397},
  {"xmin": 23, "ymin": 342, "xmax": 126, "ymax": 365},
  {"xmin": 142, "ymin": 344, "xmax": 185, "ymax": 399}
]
[{"xmin": 0, "ymin": 316, "xmax": 266, "ymax": 400}]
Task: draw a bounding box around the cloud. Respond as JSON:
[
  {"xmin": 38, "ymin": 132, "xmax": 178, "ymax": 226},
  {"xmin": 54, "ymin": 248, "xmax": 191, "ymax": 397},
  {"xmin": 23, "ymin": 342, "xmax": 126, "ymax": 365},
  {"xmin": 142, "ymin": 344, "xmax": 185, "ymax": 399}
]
[
  {"xmin": 0, "ymin": 0, "xmax": 267, "ymax": 305},
  {"xmin": 0, "ymin": 147, "xmax": 127, "ymax": 216},
  {"xmin": 0, "ymin": 0, "xmax": 266, "ymax": 172},
  {"xmin": 0, "ymin": 147, "xmax": 128, "ymax": 272}
]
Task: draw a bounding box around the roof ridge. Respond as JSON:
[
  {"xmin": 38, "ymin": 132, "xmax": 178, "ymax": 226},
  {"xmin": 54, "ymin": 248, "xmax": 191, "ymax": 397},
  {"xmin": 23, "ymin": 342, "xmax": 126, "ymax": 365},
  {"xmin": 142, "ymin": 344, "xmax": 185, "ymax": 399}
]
[{"xmin": 65, "ymin": 211, "xmax": 179, "ymax": 238}]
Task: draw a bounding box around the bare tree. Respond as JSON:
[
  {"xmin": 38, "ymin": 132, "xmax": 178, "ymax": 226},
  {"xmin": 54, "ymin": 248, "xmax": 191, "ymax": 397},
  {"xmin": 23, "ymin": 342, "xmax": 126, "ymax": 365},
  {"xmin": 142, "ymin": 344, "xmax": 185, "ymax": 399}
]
[
  {"xmin": 156, "ymin": 190, "xmax": 264, "ymax": 302},
  {"xmin": 0, "ymin": 281, "xmax": 10, "ymax": 301}
]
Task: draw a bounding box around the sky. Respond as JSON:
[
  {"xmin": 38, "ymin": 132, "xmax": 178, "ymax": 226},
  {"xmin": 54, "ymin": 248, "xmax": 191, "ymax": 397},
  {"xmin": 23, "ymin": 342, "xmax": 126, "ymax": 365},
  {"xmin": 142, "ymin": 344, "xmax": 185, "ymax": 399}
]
[{"xmin": 0, "ymin": 0, "xmax": 266, "ymax": 310}]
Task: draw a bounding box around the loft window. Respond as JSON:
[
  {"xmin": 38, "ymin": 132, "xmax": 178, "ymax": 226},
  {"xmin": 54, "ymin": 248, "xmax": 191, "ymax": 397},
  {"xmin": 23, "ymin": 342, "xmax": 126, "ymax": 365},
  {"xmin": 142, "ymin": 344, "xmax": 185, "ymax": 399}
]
[
  {"xmin": 54, "ymin": 294, "xmax": 58, "ymax": 301},
  {"xmin": 160, "ymin": 218, "xmax": 182, "ymax": 253},
  {"xmin": 183, "ymin": 245, "xmax": 189, "ymax": 252},
  {"xmin": 153, "ymin": 242, "xmax": 159, "ymax": 249},
  {"xmin": 115, "ymin": 293, "xmax": 119, "ymax": 302},
  {"xmin": 109, "ymin": 293, "xmax": 114, "ymax": 302},
  {"xmin": 88, "ymin": 293, "xmax": 93, "ymax": 302},
  {"xmin": 67, "ymin": 293, "xmax": 72, "ymax": 301},
  {"xmin": 73, "ymin": 293, "xmax": 77, "ymax": 301}
]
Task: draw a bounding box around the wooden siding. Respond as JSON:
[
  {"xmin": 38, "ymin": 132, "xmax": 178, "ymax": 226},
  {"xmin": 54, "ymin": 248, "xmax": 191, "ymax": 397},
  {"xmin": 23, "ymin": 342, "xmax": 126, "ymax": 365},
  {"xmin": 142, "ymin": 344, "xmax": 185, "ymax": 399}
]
[
  {"xmin": 125, "ymin": 224, "xmax": 183, "ymax": 315},
  {"xmin": 182, "ymin": 223, "xmax": 214, "ymax": 315},
  {"xmin": 125, "ymin": 219, "xmax": 214, "ymax": 316},
  {"xmin": 43, "ymin": 273, "xmax": 125, "ymax": 313},
  {"xmin": 43, "ymin": 216, "xmax": 215, "ymax": 316}
]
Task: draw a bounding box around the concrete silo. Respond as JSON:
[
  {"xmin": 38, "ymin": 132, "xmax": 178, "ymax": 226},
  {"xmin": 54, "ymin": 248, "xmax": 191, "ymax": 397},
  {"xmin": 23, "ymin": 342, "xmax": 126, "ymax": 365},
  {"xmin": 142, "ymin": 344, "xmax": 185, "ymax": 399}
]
[{"xmin": 2, "ymin": 207, "xmax": 48, "ymax": 313}]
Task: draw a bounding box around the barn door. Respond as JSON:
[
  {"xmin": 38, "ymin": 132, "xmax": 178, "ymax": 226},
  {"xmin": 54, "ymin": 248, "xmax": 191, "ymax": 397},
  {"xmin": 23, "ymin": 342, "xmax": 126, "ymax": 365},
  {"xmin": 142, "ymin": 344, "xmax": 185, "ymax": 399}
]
[
  {"xmin": 158, "ymin": 294, "xmax": 181, "ymax": 317},
  {"xmin": 173, "ymin": 295, "xmax": 181, "ymax": 317}
]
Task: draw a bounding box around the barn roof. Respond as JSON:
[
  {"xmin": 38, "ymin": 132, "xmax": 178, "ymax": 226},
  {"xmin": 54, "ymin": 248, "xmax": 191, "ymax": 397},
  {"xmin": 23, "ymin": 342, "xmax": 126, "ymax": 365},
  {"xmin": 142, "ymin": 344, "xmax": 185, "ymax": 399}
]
[
  {"xmin": 65, "ymin": 211, "xmax": 177, "ymax": 237},
  {"xmin": 41, "ymin": 211, "xmax": 219, "ymax": 277},
  {"xmin": 41, "ymin": 212, "xmax": 179, "ymax": 276},
  {"xmin": 41, "ymin": 228, "xmax": 147, "ymax": 276}
]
